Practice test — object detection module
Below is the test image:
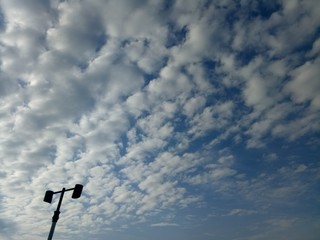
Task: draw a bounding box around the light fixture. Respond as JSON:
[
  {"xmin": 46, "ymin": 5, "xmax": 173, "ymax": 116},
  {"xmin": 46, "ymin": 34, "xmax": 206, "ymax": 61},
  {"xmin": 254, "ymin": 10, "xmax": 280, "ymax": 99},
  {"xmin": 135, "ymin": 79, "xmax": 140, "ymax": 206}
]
[{"xmin": 43, "ymin": 184, "xmax": 83, "ymax": 240}]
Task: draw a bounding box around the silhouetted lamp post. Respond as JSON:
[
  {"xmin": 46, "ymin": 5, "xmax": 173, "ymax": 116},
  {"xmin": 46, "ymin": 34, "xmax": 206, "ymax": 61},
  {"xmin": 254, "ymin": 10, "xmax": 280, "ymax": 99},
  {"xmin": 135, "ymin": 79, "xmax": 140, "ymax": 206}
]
[{"xmin": 44, "ymin": 184, "xmax": 83, "ymax": 240}]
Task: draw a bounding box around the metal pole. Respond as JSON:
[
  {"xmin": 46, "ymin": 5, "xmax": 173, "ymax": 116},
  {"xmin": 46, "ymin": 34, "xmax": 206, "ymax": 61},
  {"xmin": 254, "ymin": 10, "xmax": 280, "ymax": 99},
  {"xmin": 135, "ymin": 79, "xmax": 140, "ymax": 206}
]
[
  {"xmin": 47, "ymin": 222, "xmax": 56, "ymax": 240},
  {"xmin": 47, "ymin": 188, "xmax": 65, "ymax": 240}
]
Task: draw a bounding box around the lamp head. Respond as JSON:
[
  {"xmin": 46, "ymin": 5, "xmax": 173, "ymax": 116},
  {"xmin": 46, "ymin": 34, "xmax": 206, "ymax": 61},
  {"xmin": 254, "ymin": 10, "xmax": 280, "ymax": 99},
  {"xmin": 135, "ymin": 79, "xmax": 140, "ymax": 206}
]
[
  {"xmin": 72, "ymin": 184, "xmax": 83, "ymax": 199},
  {"xmin": 44, "ymin": 190, "xmax": 54, "ymax": 203}
]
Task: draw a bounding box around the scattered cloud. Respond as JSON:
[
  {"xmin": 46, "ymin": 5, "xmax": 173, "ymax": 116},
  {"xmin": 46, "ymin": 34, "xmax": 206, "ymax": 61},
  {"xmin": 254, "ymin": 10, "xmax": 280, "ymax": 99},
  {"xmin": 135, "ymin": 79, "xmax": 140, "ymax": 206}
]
[
  {"xmin": 151, "ymin": 222, "xmax": 179, "ymax": 227},
  {"xmin": 0, "ymin": 0, "xmax": 319, "ymax": 239}
]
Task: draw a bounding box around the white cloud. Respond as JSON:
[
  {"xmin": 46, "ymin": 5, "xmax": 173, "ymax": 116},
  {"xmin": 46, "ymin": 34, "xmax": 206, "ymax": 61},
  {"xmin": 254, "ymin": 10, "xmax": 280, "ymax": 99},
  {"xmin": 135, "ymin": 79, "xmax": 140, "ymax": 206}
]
[
  {"xmin": 264, "ymin": 153, "xmax": 279, "ymax": 162},
  {"xmin": 187, "ymin": 154, "xmax": 237, "ymax": 185},
  {"xmin": 285, "ymin": 57, "xmax": 320, "ymax": 109},
  {"xmin": 308, "ymin": 37, "xmax": 320, "ymax": 57},
  {"xmin": 0, "ymin": 1, "xmax": 319, "ymax": 239},
  {"xmin": 227, "ymin": 208, "xmax": 257, "ymax": 216},
  {"xmin": 151, "ymin": 222, "xmax": 179, "ymax": 227},
  {"xmin": 183, "ymin": 95, "xmax": 206, "ymax": 118},
  {"xmin": 267, "ymin": 217, "xmax": 299, "ymax": 229},
  {"xmin": 188, "ymin": 101, "xmax": 234, "ymax": 138}
]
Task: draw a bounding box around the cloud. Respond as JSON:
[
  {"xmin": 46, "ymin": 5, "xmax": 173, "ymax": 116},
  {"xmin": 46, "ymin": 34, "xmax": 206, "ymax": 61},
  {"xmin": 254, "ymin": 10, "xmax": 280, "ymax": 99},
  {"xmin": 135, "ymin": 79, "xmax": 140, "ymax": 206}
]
[
  {"xmin": 267, "ymin": 217, "xmax": 299, "ymax": 229},
  {"xmin": 187, "ymin": 165, "xmax": 237, "ymax": 185},
  {"xmin": 151, "ymin": 222, "xmax": 179, "ymax": 227},
  {"xmin": 263, "ymin": 153, "xmax": 279, "ymax": 162},
  {"xmin": 285, "ymin": 57, "xmax": 320, "ymax": 109},
  {"xmin": 188, "ymin": 101, "xmax": 234, "ymax": 138},
  {"xmin": 0, "ymin": 218, "xmax": 17, "ymax": 240},
  {"xmin": 0, "ymin": 1, "xmax": 319, "ymax": 239},
  {"xmin": 227, "ymin": 208, "xmax": 258, "ymax": 217}
]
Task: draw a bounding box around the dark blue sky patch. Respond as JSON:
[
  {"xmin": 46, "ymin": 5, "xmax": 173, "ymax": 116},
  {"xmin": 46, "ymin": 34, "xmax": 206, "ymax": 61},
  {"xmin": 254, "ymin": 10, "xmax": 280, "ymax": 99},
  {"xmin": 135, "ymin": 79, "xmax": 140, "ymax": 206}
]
[
  {"xmin": 291, "ymin": 27, "xmax": 320, "ymax": 56},
  {"xmin": 65, "ymin": 129, "xmax": 76, "ymax": 138},
  {"xmin": 142, "ymin": 38, "xmax": 150, "ymax": 47},
  {"xmin": 47, "ymin": 145, "xmax": 58, "ymax": 163},
  {"xmin": 161, "ymin": 0, "xmax": 174, "ymax": 12},
  {"xmin": 143, "ymin": 73, "xmax": 157, "ymax": 84},
  {"xmin": 219, "ymin": 86, "xmax": 243, "ymax": 104},
  {"xmin": 170, "ymin": 111, "xmax": 189, "ymax": 132},
  {"xmin": 228, "ymin": 143, "xmax": 274, "ymax": 176},
  {"xmin": 224, "ymin": 0, "xmax": 281, "ymax": 30},
  {"xmin": 0, "ymin": 7, "xmax": 5, "ymax": 32},
  {"xmin": 279, "ymin": 135, "xmax": 320, "ymax": 164},
  {"xmin": 202, "ymin": 59, "xmax": 217, "ymax": 70},
  {"xmin": 17, "ymin": 79, "xmax": 29, "ymax": 89},
  {"xmin": 224, "ymin": 1, "xmax": 242, "ymax": 28},
  {"xmin": 95, "ymin": 33, "xmax": 107, "ymax": 53},
  {"xmin": 165, "ymin": 24, "xmax": 188, "ymax": 48},
  {"xmin": 257, "ymin": 1, "xmax": 281, "ymax": 19},
  {"xmin": 120, "ymin": 39, "xmax": 131, "ymax": 48},
  {"xmin": 118, "ymin": 133, "xmax": 129, "ymax": 156},
  {"xmin": 77, "ymin": 62, "xmax": 89, "ymax": 72},
  {"xmin": 231, "ymin": 133, "xmax": 320, "ymax": 176},
  {"xmin": 235, "ymin": 48, "xmax": 259, "ymax": 66},
  {"xmin": 200, "ymin": 59, "xmax": 244, "ymax": 105},
  {"xmin": 200, "ymin": 59, "xmax": 219, "ymax": 87},
  {"xmin": 245, "ymin": 0, "xmax": 282, "ymax": 20},
  {"xmin": 142, "ymin": 56, "xmax": 169, "ymax": 86}
]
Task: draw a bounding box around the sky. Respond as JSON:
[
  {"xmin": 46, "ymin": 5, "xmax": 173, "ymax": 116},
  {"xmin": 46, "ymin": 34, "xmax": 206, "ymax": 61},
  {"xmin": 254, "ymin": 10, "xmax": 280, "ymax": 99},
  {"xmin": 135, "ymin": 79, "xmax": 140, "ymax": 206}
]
[{"xmin": 0, "ymin": 0, "xmax": 319, "ymax": 239}]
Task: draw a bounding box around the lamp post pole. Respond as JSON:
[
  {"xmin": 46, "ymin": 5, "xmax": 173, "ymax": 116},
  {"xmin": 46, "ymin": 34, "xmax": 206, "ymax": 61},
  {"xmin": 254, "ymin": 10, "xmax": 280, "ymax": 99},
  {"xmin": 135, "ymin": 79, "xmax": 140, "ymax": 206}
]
[
  {"xmin": 48, "ymin": 188, "xmax": 65, "ymax": 240},
  {"xmin": 44, "ymin": 184, "xmax": 83, "ymax": 240}
]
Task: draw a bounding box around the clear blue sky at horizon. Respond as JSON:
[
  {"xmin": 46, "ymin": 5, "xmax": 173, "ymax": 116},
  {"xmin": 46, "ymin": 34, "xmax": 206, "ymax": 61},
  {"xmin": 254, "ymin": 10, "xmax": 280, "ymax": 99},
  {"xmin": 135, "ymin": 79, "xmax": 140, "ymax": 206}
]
[{"xmin": 0, "ymin": 0, "xmax": 319, "ymax": 240}]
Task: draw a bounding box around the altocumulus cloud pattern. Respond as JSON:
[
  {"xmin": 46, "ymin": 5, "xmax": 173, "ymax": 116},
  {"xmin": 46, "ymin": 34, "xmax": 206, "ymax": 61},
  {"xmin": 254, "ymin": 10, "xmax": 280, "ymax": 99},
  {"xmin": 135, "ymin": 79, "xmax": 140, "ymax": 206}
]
[{"xmin": 0, "ymin": 1, "xmax": 320, "ymax": 239}]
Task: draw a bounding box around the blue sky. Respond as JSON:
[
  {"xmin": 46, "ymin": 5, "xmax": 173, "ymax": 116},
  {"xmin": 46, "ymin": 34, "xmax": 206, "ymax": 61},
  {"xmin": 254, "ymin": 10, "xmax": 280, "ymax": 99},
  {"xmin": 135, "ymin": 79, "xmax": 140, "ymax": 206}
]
[{"xmin": 0, "ymin": 0, "xmax": 319, "ymax": 239}]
